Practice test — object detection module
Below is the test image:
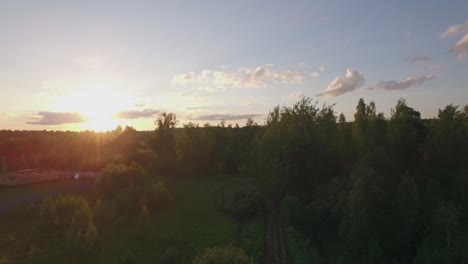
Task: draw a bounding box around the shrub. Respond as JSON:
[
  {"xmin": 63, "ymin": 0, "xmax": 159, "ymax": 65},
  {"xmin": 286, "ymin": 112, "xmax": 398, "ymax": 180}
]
[
  {"xmin": 215, "ymin": 186, "xmax": 261, "ymax": 221},
  {"xmin": 280, "ymin": 196, "xmax": 303, "ymax": 226},
  {"xmin": 39, "ymin": 195, "xmax": 97, "ymax": 252},
  {"xmin": 95, "ymin": 162, "xmax": 147, "ymax": 199},
  {"xmin": 140, "ymin": 181, "xmax": 173, "ymax": 211}
]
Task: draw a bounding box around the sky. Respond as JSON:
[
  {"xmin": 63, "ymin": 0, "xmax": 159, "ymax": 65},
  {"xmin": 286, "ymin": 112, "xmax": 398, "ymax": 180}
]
[{"xmin": 0, "ymin": 0, "xmax": 467, "ymax": 131}]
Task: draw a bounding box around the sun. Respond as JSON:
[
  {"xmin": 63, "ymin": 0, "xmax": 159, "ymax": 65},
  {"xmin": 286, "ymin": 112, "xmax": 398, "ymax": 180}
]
[
  {"xmin": 80, "ymin": 103, "xmax": 118, "ymax": 131},
  {"xmin": 56, "ymin": 85, "xmax": 131, "ymax": 131}
]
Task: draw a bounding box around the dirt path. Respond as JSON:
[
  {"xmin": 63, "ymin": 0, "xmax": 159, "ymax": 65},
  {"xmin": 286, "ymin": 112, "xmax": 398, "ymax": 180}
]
[{"xmin": 264, "ymin": 198, "xmax": 290, "ymax": 264}]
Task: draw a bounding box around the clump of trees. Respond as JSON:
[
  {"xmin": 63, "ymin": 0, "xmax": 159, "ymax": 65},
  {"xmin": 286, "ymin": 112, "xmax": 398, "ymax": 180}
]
[
  {"xmin": 264, "ymin": 98, "xmax": 468, "ymax": 263},
  {"xmin": 93, "ymin": 162, "xmax": 172, "ymax": 225},
  {"xmin": 39, "ymin": 195, "xmax": 97, "ymax": 259},
  {"xmin": 215, "ymin": 183, "xmax": 262, "ymax": 221}
]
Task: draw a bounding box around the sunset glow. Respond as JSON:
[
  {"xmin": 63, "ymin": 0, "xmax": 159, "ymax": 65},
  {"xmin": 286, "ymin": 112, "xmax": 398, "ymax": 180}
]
[
  {"xmin": 0, "ymin": 1, "xmax": 466, "ymax": 131},
  {"xmin": 55, "ymin": 85, "xmax": 130, "ymax": 131}
]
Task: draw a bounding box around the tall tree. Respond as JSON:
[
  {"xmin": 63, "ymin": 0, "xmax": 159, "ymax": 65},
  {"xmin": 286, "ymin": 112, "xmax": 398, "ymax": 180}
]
[
  {"xmin": 154, "ymin": 112, "xmax": 178, "ymax": 173},
  {"xmin": 389, "ymin": 98, "xmax": 425, "ymax": 174}
]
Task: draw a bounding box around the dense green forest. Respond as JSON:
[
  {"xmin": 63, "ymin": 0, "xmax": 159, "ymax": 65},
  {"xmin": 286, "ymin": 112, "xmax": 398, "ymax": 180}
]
[{"xmin": 1, "ymin": 98, "xmax": 467, "ymax": 264}]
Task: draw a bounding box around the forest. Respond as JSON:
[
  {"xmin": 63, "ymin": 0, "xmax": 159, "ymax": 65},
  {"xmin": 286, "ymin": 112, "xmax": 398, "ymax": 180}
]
[{"xmin": 0, "ymin": 97, "xmax": 467, "ymax": 264}]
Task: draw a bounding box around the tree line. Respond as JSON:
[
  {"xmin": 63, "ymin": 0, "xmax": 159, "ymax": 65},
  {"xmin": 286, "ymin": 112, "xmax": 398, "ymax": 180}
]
[{"xmin": 1, "ymin": 97, "xmax": 467, "ymax": 263}]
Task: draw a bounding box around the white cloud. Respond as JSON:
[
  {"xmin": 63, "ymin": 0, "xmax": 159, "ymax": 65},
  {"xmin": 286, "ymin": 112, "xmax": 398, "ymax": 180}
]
[
  {"xmin": 317, "ymin": 69, "xmax": 365, "ymax": 97},
  {"xmin": 287, "ymin": 92, "xmax": 305, "ymax": 100},
  {"xmin": 171, "ymin": 72, "xmax": 197, "ymax": 85},
  {"xmin": 172, "ymin": 65, "xmax": 319, "ymax": 91},
  {"xmin": 319, "ymin": 65, "xmax": 325, "ymax": 72},
  {"xmin": 309, "ymin": 72, "xmax": 320, "ymax": 77},
  {"xmin": 450, "ymin": 33, "xmax": 468, "ymax": 60},
  {"xmin": 367, "ymin": 75, "xmax": 435, "ymax": 91},
  {"xmin": 441, "ymin": 21, "xmax": 468, "ymax": 61},
  {"xmin": 441, "ymin": 20, "xmax": 468, "ymax": 38}
]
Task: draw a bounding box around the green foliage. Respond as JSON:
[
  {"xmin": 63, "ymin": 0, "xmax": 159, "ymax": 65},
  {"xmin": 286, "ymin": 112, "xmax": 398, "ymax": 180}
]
[
  {"xmin": 94, "ymin": 162, "xmax": 172, "ymax": 225},
  {"xmin": 154, "ymin": 112, "xmax": 178, "ymax": 173},
  {"xmin": 192, "ymin": 245, "xmax": 255, "ymax": 264},
  {"xmin": 178, "ymin": 122, "xmax": 214, "ymax": 175},
  {"xmin": 2, "ymin": 98, "xmax": 468, "ymax": 264},
  {"xmin": 214, "ymin": 181, "xmax": 261, "ymax": 221},
  {"xmin": 432, "ymin": 201, "xmax": 460, "ymax": 249},
  {"xmin": 389, "ymin": 98, "xmax": 425, "ymax": 173},
  {"xmin": 39, "ymin": 195, "xmax": 97, "ymax": 253},
  {"xmin": 224, "ymin": 190, "xmax": 261, "ymax": 221},
  {"xmin": 257, "ymin": 97, "xmax": 338, "ymax": 200},
  {"xmin": 141, "ymin": 181, "xmax": 173, "ymax": 210},
  {"xmin": 339, "ymin": 166, "xmax": 379, "ymax": 258},
  {"xmin": 95, "ymin": 162, "xmax": 147, "ymax": 199},
  {"xmin": 285, "ymin": 226, "xmax": 321, "ymax": 264},
  {"xmin": 396, "ymin": 173, "xmax": 419, "ymax": 250},
  {"xmin": 280, "ymin": 196, "xmax": 303, "ymax": 227},
  {"xmin": 0, "ymin": 129, "xmax": 132, "ymax": 171}
]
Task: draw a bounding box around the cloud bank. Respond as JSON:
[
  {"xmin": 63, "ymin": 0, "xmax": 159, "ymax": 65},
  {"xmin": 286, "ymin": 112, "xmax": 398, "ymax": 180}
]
[
  {"xmin": 172, "ymin": 65, "xmax": 319, "ymax": 91},
  {"xmin": 318, "ymin": 69, "xmax": 365, "ymax": 97},
  {"xmin": 115, "ymin": 109, "xmax": 160, "ymax": 119},
  {"xmin": 367, "ymin": 75, "xmax": 435, "ymax": 91},
  {"xmin": 27, "ymin": 112, "xmax": 87, "ymax": 125}
]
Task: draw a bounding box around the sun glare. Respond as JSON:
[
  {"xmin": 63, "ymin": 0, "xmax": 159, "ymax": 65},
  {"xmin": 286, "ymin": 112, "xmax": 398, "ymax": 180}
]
[{"xmin": 55, "ymin": 85, "xmax": 131, "ymax": 131}]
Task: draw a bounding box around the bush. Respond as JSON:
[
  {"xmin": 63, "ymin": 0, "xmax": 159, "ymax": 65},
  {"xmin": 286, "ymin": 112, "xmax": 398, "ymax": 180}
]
[
  {"xmin": 286, "ymin": 226, "xmax": 321, "ymax": 264},
  {"xmin": 192, "ymin": 245, "xmax": 255, "ymax": 264},
  {"xmin": 39, "ymin": 195, "xmax": 97, "ymax": 252},
  {"xmin": 94, "ymin": 162, "xmax": 173, "ymax": 220},
  {"xmin": 215, "ymin": 186, "xmax": 261, "ymax": 221},
  {"xmin": 140, "ymin": 181, "xmax": 173, "ymax": 211},
  {"xmin": 95, "ymin": 162, "xmax": 147, "ymax": 199},
  {"xmin": 280, "ymin": 196, "xmax": 303, "ymax": 226}
]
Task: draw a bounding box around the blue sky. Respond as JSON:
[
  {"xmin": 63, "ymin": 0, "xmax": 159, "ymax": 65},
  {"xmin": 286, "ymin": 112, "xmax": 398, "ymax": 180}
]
[{"xmin": 0, "ymin": 0, "xmax": 467, "ymax": 130}]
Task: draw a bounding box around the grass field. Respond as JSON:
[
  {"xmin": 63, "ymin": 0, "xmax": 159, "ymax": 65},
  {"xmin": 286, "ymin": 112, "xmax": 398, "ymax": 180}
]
[{"xmin": 0, "ymin": 175, "xmax": 264, "ymax": 263}]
